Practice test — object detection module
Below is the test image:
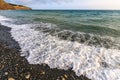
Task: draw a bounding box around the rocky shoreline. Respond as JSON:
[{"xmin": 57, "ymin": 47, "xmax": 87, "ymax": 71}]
[
  {"xmin": 0, "ymin": 24, "xmax": 90, "ymax": 80},
  {"xmin": 0, "ymin": 0, "xmax": 31, "ymax": 10}
]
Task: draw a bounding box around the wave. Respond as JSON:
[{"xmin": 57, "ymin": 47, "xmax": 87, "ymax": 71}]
[
  {"xmin": 0, "ymin": 15, "xmax": 11, "ymax": 22},
  {"xmin": 35, "ymin": 22, "xmax": 120, "ymax": 49},
  {"xmin": 0, "ymin": 15, "xmax": 120, "ymax": 80},
  {"xmin": 34, "ymin": 17, "xmax": 120, "ymax": 37}
]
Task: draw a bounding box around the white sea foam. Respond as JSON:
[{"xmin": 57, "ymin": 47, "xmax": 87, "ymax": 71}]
[
  {"xmin": 0, "ymin": 15, "xmax": 120, "ymax": 80},
  {"xmin": 0, "ymin": 15, "xmax": 10, "ymax": 22}
]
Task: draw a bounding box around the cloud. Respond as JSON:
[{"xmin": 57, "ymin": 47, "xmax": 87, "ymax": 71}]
[
  {"xmin": 5, "ymin": 0, "xmax": 120, "ymax": 9},
  {"xmin": 6, "ymin": 0, "xmax": 72, "ymax": 4}
]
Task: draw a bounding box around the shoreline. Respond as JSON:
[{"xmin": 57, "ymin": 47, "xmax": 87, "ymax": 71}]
[{"xmin": 0, "ymin": 24, "xmax": 90, "ymax": 80}]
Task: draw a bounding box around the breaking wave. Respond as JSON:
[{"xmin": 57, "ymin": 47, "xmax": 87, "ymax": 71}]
[
  {"xmin": 35, "ymin": 22, "xmax": 120, "ymax": 49},
  {"xmin": 0, "ymin": 15, "xmax": 120, "ymax": 80}
]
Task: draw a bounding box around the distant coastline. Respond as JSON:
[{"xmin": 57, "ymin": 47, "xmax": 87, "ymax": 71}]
[{"xmin": 0, "ymin": 0, "xmax": 31, "ymax": 10}]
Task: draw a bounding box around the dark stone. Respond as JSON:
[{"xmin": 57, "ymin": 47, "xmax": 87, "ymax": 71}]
[{"xmin": 101, "ymin": 62, "xmax": 108, "ymax": 68}]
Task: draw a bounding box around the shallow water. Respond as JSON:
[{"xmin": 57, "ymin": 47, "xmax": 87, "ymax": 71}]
[{"xmin": 0, "ymin": 10, "xmax": 120, "ymax": 80}]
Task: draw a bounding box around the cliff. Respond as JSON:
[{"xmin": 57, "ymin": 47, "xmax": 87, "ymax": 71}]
[{"xmin": 0, "ymin": 0, "xmax": 31, "ymax": 10}]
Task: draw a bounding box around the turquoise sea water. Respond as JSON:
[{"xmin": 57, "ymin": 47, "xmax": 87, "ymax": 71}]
[
  {"xmin": 1, "ymin": 10, "xmax": 120, "ymax": 37},
  {"xmin": 0, "ymin": 10, "xmax": 120, "ymax": 80}
]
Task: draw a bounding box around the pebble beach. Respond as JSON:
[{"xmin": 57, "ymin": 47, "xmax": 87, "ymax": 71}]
[{"xmin": 0, "ymin": 24, "xmax": 90, "ymax": 80}]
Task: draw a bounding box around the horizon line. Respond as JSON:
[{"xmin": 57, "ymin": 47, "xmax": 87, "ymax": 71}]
[{"xmin": 30, "ymin": 9, "xmax": 120, "ymax": 10}]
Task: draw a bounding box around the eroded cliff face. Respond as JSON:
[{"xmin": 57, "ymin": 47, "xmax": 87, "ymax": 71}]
[{"xmin": 0, "ymin": 0, "xmax": 31, "ymax": 10}]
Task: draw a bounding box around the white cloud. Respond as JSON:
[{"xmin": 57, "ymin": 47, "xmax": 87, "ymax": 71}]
[
  {"xmin": 5, "ymin": 0, "xmax": 120, "ymax": 9},
  {"xmin": 6, "ymin": 0, "xmax": 72, "ymax": 4}
]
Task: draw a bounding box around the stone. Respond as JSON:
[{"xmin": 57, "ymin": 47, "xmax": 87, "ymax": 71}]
[
  {"xmin": 4, "ymin": 72, "xmax": 8, "ymax": 75},
  {"xmin": 8, "ymin": 77, "xmax": 15, "ymax": 80},
  {"xmin": 41, "ymin": 71, "xmax": 45, "ymax": 75},
  {"xmin": 25, "ymin": 74, "xmax": 31, "ymax": 79},
  {"xmin": 64, "ymin": 74, "xmax": 68, "ymax": 78},
  {"xmin": 62, "ymin": 77, "xmax": 66, "ymax": 80}
]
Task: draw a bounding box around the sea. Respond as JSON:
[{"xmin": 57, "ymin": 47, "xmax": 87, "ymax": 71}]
[{"xmin": 0, "ymin": 10, "xmax": 120, "ymax": 80}]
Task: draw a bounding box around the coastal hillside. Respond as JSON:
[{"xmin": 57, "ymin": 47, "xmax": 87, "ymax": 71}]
[{"xmin": 0, "ymin": 0, "xmax": 31, "ymax": 10}]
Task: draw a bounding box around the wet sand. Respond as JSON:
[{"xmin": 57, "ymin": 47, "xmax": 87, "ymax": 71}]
[{"xmin": 0, "ymin": 24, "xmax": 90, "ymax": 80}]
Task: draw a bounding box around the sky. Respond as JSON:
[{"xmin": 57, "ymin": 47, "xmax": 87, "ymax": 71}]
[{"xmin": 5, "ymin": 0, "xmax": 120, "ymax": 10}]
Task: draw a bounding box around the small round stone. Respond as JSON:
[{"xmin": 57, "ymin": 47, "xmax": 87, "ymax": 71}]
[
  {"xmin": 41, "ymin": 71, "xmax": 45, "ymax": 75},
  {"xmin": 25, "ymin": 74, "xmax": 31, "ymax": 79},
  {"xmin": 4, "ymin": 72, "xmax": 8, "ymax": 75},
  {"xmin": 8, "ymin": 77, "xmax": 15, "ymax": 80}
]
